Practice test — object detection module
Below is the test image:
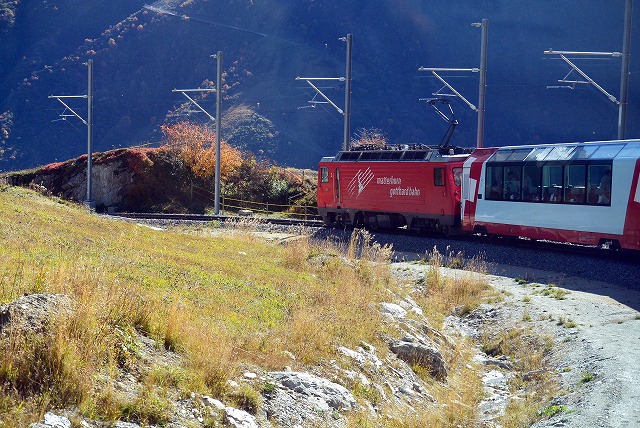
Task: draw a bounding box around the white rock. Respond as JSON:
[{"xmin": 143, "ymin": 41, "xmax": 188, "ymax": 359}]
[
  {"xmin": 41, "ymin": 413, "xmax": 71, "ymax": 428},
  {"xmin": 243, "ymin": 372, "xmax": 257, "ymax": 379},
  {"xmin": 203, "ymin": 395, "xmax": 226, "ymax": 411},
  {"xmin": 380, "ymin": 302, "xmax": 407, "ymax": 319},
  {"xmin": 225, "ymin": 406, "xmax": 259, "ymax": 428}
]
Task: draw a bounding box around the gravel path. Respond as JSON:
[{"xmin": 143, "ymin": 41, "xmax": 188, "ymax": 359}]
[{"xmin": 485, "ymin": 274, "xmax": 640, "ymax": 428}]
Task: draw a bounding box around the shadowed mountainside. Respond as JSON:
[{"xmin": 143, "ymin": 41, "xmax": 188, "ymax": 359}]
[{"xmin": 1, "ymin": 0, "xmax": 639, "ymax": 171}]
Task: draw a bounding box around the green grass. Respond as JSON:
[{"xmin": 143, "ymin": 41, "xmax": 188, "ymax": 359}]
[
  {"xmin": 538, "ymin": 404, "xmax": 569, "ymax": 418},
  {"xmin": 0, "ymin": 186, "xmax": 560, "ymax": 427},
  {"xmin": 0, "ymin": 186, "xmax": 393, "ymax": 424}
]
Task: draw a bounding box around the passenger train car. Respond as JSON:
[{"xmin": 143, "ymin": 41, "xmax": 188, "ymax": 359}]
[
  {"xmin": 318, "ymin": 140, "xmax": 640, "ymax": 251},
  {"xmin": 461, "ymin": 140, "xmax": 640, "ymax": 251}
]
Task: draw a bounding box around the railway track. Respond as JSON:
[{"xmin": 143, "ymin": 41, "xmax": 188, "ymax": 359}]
[{"xmin": 106, "ymin": 212, "xmax": 324, "ymax": 228}]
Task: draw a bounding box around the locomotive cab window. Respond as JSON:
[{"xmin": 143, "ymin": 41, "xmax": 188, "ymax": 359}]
[
  {"xmin": 434, "ymin": 168, "xmax": 445, "ymax": 186},
  {"xmin": 320, "ymin": 167, "xmax": 329, "ymax": 183}
]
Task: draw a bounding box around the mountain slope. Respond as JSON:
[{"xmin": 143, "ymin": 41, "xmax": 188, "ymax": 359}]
[{"xmin": 1, "ymin": 0, "xmax": 639, "ymax": 171}]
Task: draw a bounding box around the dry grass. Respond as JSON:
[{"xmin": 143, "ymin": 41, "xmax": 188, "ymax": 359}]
[
  {"xmin": 0, "ymin": 186, "xmax": 395, "ymax": 424},
  {"xmin": 413, "ymin": 246, "xmax": 490, "ymax": 325},
  {"xmin": 0, "ymin": 186, "xmax": 558, "ymax": 426}
]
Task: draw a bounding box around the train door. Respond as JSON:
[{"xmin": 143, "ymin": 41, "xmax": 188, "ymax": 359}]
[
  {"xmin": 431, "ymin": 165, "xmax": 453, "ymax": 220},
  {"xmin": 461, "ymin": 158, "xmax": 474, "ymax": 228}
]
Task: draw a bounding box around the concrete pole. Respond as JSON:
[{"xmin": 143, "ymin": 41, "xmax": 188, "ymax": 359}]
[
  {"xmin": 618, "ymin": 0, "xmax": 633, "ymax": 140},
  {"xmin": 214, "ymin": 51, "xmax": 222, "ymax": 215},
  {"xmin": 476, "ymin": 19, "xmax": 488, "ymax": 149}
]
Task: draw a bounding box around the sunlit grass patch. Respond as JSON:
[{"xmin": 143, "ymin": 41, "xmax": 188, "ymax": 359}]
[{"xmin": 0, "ymin": 187, "xmax": 397, "ymax": 423}]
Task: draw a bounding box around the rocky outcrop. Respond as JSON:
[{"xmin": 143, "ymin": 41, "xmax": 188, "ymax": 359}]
[
  {"xmin": 0, "ymin": 293, "xmax": 72, "ymax": 337},
  {"xmin": 390, "ymin": 337, "xmax": 448, "ymax": 382},
  {"xmin": 264, "ymin": 371, "xmax": 356, "ymax": 427}
]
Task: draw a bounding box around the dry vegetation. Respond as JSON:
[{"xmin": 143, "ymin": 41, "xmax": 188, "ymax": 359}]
[{"xmin": 0, "ymin": 185, "xmax": 557, "ymax": 426}]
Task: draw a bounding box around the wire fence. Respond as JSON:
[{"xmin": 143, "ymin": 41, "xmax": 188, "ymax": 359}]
[{"xmin": 193, "ymin": 185, "xmax": 319, "ymax": 220}]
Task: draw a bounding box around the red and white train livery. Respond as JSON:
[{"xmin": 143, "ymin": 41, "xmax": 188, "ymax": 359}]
[
  {"xmin": 317, "ymin": 146, "xmax": 470, "ymax": 233},
  {"xmin": 461, "ymin": 140, "xmax": 640, "ymax": 251},
  {"xmin": 317, "ymin": 139, "xmax": 640, "ymax": 251}
]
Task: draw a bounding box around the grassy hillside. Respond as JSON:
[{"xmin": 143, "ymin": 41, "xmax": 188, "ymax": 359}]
[
  {"xmin": 0, "ymin": 185, "xmax": 558, "ymax": 427},
  {"xmin": 0, "ymin": 184, "xmax": 397, "ymax": 424}
]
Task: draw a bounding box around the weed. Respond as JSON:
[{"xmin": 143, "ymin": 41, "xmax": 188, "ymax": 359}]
[
  {"xmin": 228, "ymin": 384, "xmax": 261, "ymax": 413},
  {"xmin": 515, "ymin": 278, "xmax": 528, "ymax": 285},
  {"xmin": 635, "ymin": 314, "xmax": 640, "ymax": 320},
  {"xmin": 523, "ymin": 296, "xmax": 531, "ymax": 303},
  {"xmin": 580, "ymin": 372, "xmax": 595, "ymax": 384},
  {"xmin": 557, "ymin": 317, "xmax": 577, "ymax": 328},
  {"xmin": 541, "ymin": 286, "xmax": 570, "ymax": 300},
  {"xmin": 522, "ymin": 311, "xmax": 532, "ymax": 322},
  {"xmin": 538, "ymin": 404, "xmax": 568, "ymax": 417}
]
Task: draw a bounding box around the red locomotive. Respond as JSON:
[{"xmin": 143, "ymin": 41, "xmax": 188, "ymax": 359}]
[
  {"xmin": 318, "ymin": 140, "xmax": 640, "ymax": 251},
  {"xmin": 317, "ymin": 145, "xmax": 471, "ymax": 234}
]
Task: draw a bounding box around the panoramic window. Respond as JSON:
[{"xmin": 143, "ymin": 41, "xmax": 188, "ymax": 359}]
[
  {"xmin": 542, "ymin": 164, "xmax": 563, "ymax": 202},
  {"xmin": 522, "ymin": 165, "xmax": 541, "ymax": 202},
  {"xmin": 503, "ymin": 166, "xmax": 522, "ymax": 201},
  {"xmin": 485, "ymin": 165, "xmax": 504, "ymax": 200},
  {"xmin": 564, "ymin": 164, "xmax": 586, "ymax": 204},
  {"xmin": 588, "ymin": 164, "xmax": 612, "ymax": 205}
]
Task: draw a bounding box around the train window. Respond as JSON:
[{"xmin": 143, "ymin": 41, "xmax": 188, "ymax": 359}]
[
  {"xmin": 524, "ymin": 147, "xmax": 553, "ymax": 161},
  {"xmin": 491, "ymin": 150, "xmax": 512, "ymax": 162},
  {"xmin": 506, "ymin": 149, "xmax": 532, "ymax": 161},
  {"xmin": 587, "ymin": 164, "xmax": 612, "ymax": 205},
  {"xmin": 570, "ymin": 146, "xmax": 597, "ymax": 160},
  {"xmin": 321, "ymin": 167, "xmax": 329, "ymax": 183},
  {"xmin": 564, "ymin": 164, "xmax": 586, "ymax": 204},
  {"xmin": 619, "ymin": 143, "xmax": 640, "ymax": 157},
  {"xmin": 522, "ymin": 166, "xmax": 541, "ymax": 202},
  {"xmin": 434, "ymin": 168, "xmax": 445, "ymax": 186},
  {"xmin": 545, "ymin": 146, "xmax": 575, "ymax": 161},
  {"xmin": 453, "ymin": 167, "xmax": 462, "ymax": 187},
  {"xmin": 504, "ymin": 166, "xmax": 522, "ymax": 200},
  {"xmin": 591, "ymin": 144, "xmax": 624, "ymax": 159},
  {"xmin": 542, "ymin": 164, "xmax": 563, "ymax": 202},
  {"xmin": 485, "ymin": 165, "xmax": 504, "ymax": 200}
]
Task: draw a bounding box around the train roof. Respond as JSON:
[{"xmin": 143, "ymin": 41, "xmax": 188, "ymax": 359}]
[
  {"xmin": 486, "ymin": 139, "xmax": 640, "ymax": 163},
  {"xmin": 322, "ymin": 144, "xmax": 473, "ymax": 163}
]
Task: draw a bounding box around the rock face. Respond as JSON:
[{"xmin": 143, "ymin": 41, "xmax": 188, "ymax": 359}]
[
  {"xmin": 224, "ymin": 406, "xmax": 259, "ymax": 428},
  {"xmin": 265, "ymin": 371, "xmax": 356, "ymax": 427},
  {"xmin": 0, "ymin": 293, "xmax": 72, "ymax": 337},
  {"xmin": 390, "ymin": 338, "xmax": 448, "ymax": 382}
]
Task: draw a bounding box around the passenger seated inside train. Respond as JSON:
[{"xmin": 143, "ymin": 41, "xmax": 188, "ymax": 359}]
[
  {"xmin": 597, "ymin": 169, "xmax": 612, "ymax": 204},
  {"xmin": 505, "ymin": 171, "xmax": 521, "ymax": 200},
  {"xmin": 548, "ymin": 186, "xmax": 562, "ymax": 203}
]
